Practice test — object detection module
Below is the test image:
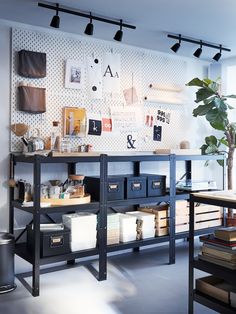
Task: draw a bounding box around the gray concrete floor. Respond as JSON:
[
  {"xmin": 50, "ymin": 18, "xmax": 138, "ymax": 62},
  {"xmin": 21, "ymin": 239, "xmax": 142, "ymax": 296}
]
[{"xmin": 0, "ymin": 241, "xmax": 216, "ymax": 314}]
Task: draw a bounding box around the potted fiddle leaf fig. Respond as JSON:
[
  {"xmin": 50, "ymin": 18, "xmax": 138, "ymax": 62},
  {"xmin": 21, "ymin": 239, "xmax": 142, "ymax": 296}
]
[{"xmin": 186, "ymin": 77, "xmax": 236, "ymax": 219}]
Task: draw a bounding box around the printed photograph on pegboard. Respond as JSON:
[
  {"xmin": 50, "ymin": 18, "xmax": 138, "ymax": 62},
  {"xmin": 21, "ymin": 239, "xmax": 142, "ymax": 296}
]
[
  {"xmin": 153, "ymin": 125, "xmax": 162, "ymax": 141},
  {"xmin": 87, "ymin": 114, "xmax": 102, "ymax": 136},
  {"xmin": 63, "ymin": 107, "xmax": 86, "ymax": 137},
  {"xmin": 102, "ymin": 117, "xmax": 112, "ymax": 132},
  {"xmin": 65, "ymin": 59, "xmax": 85, "ymax": 89}
]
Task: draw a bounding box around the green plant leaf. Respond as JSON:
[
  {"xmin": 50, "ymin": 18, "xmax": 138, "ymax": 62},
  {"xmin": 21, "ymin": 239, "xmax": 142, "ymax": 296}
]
[
  {"xmin": 205, "ymin": 144, "xmax": 219, "ymax": 154},
  {"xmin": 219, "ymin": 137, "xmax": 228, "ymax": 147},
  {"xmin": 217, "ymin": 159, "xmax": 224, "ymax": 167},
  {"xmin": 200, "ymin": 144, "xmax": 208, "ymax": 154},
  {"xmin": 213, "ymin": 98, "xmax": 227, "ymax": 111},
  {"xmin": 209, "ymin": 81, "xmax": 220, "ymax": 93},
  {"xmin": 195, "ymin": 88, "xmax": 216, "ymax": 103},
  {"xmin": 206, "ymin": 108, "xmax": 227, "ymax": 130},
  {"xmin": 203, "ymin": 78, "xmax": 212, "ymax": 86},
  {"xmin": 186, "ymin": 78, "xmax": 207, "ymax": 87},
  {"xmin": 205, "ymin": 135, "xmax": 217, "ymax": 146},
  {"xmin": 192, "ymin": 103, "xmax": 214, "ymax": 116},
  {"xmin": 227, "ymin": 104, "xmax": 235, "ymax": 109},
  {"xmin": 224, "ymin": 94, "xmax": 236, "ymax": 99}
]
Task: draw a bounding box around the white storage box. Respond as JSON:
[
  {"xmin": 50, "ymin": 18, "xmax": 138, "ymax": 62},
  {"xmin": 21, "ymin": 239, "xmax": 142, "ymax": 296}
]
[
  {"xmin": 126, "ymin": 211, "xmax": 155, "ymax": 239},
  {"xmin": 62, "ymin": 212, "xmax": 97, "ymax": 251},
  {"xmin": 119, "ymin": 213, "xmax": 137, "ymax": 242}
]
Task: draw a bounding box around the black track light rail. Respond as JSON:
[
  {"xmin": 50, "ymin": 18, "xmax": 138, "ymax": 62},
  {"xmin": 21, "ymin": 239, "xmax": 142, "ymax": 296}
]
[
  {"xmin": 168, "ymin": 34, "xmax": 230, "ymax": 52},
  {"xmin": 38, "ymin": 2, "xmax": 136, "ymax": 30}
]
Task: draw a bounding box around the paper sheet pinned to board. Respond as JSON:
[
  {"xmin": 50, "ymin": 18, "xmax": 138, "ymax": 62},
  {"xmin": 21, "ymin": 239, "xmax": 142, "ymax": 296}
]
[{"xmin": 110, "ymin": 106, "xmax": 143, "ymax": 132}]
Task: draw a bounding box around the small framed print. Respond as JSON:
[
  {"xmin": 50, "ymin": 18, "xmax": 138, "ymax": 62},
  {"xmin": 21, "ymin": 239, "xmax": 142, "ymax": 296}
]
[
  {"xmin": 63, "ymin": 107, "xmax": 86, "ymax": 137},
  {"xmin": 65, "ymin": 59, "xmax": 85, "ymax": 89}
]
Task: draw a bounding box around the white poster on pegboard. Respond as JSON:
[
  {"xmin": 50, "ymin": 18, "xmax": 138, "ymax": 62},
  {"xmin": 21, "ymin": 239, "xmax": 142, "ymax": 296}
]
[
  {"xmin": 87, "ymin": 56, "xmax": 102, "ymax": 99},
  {"xmin": 103, "ymin": 52, "xmax": 121, "ymax": 93},
  {"xmin": 110, "ymin": 106, "xmax": 143, "ymax": 132}
]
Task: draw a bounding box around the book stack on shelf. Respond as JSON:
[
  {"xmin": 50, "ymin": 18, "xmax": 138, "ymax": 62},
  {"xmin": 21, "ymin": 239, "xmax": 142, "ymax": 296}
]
[
  {"xmin": 196, "ymin": 227, "xmax": 236, "ymax": 308},
  {"xmin": 199, "ymin": 227, "xmax": 236, "ymax": 269}
]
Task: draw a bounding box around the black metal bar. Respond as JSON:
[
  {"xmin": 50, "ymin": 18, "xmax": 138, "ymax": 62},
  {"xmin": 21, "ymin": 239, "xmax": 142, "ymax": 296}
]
[
  {"xmin": 32, "ymin": 156, "xmax": 41, "ymax": 297},
  {"xmin": 185, "ymin": 160, "xmax": 191, "ymax": 184},
  {"xmin": 188, "ymin": 194, "xmax": 195, "ymax": 314},
  {"xmin": 15, "ymin": 219, "xmax": 33, "ymax": 243},
  {"xmin": 169, "ymin": 154, "xmax": 176, "ymax": 264},
  {"xmin": 9, "ymin": 154, "xmax": 15, "ymax": 234},
  {"xmin": 98, "ymin": 154, "xmax": 107, "ymax": 281},
  {"xmin": 133, "ymin": 161, "xmax": 140, "ymax": 176},
  {"xmin": 168, "ymin": 34, "xmax": 231, "ymax": 52},
  {"xmin": 67, "ymin": 163, "xmax": 76, "ymax": 176},
  {"xmin": 38, "ymin": 2, "xmax": 136, "ymax": 29}
]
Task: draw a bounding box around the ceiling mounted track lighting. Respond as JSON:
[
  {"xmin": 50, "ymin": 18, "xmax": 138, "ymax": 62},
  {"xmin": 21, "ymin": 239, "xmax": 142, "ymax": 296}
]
[
  {"xmin": 113, "ymin": 20, "xmax": 123, "ymax": 42},
  {"xmin": 168, "ymin": 33, "xmax": 230, "ymax": 61},
  {"xmin": 84, "ymin": 12, "xmax": 93, "ymax": 35},
  {"xmin": 170, "ymin": 34, "xmax": 181, "ymax": 53},
  {"xmin": 213, "ymin": 45, "xmax": 222, "ymax": 62},
  {"xmin": 50, "ymin": 3, "xmax": 60, "ymax": 28},
  {"xmin": 38, "ymin": 2, "xmax": 136, "ymax": 41},
  {"xmin": 193, "ymin": 40, "xmax": 202, "ymax": 58}
]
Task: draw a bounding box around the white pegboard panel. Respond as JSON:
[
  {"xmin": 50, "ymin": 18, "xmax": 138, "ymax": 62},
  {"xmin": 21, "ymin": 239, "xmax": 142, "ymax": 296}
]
[{"xmin": 11, "ymin": 27, "xmax": 189, "ymax": 152}]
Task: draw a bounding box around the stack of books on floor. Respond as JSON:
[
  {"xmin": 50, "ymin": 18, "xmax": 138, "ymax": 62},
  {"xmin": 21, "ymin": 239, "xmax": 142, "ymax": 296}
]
[
  {"xmin": 199, "ymin": 227, "xmax": 236, "ymax": 269},
  {"xmin": 107, "ymin": 213, "xmax": 120, "ymax": 245}
]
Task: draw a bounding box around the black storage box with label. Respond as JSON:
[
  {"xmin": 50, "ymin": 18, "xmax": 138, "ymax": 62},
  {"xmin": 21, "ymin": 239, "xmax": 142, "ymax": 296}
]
[
  {"xmin": 125, "ymin": 176, "xmax": 147, "ymax": 199},
  {"xmin": 84, "ymin": 176, "xmax": 125, "ymax": 201},
  {"xmin": 146, "ymin": 174, "xmax": 166, "ymax": 197},
  {"xmin": 27, "ymin": 225, "xmax": 70, "ymax": 257}
]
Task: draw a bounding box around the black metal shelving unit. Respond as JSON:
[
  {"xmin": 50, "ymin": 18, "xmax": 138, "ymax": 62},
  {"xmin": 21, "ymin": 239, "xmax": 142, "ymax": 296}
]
[
  {"xmin": 188, "ymin": 193, "xmax": 236, "ymax": 314},
  {"xmin": 10, "ymin": 152, "xmax": 225, "ymax": 297},
  {"xmin": 10, "ymin": 153, "xmax": 108, "ymax": 297}
]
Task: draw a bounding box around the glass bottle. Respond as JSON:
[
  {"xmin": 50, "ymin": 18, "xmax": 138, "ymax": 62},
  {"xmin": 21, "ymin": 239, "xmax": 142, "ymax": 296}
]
[{"xmin": 51, "ymin": 121, "xmax": 61, "ymax": 151}]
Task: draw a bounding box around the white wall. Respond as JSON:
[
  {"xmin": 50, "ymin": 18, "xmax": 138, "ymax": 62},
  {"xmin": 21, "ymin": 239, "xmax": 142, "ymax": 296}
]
[{"xmin": 0, "ymin": 18, "xmax": 223, "ymax": 232}]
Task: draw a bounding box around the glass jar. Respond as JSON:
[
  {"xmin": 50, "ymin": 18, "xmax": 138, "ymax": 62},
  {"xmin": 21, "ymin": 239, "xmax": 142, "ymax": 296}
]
[
  {"xmin": 68, "ymin": 174, "xmax": 85, "ymax": 198},
  {"xmin": 61, "ymin": 138, "xmax": 71, "ymax": 153}
]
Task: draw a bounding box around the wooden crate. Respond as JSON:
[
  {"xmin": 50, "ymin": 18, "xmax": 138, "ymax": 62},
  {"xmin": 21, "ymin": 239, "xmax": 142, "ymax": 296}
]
[
  {"xmin": 176, "ymin": 200, "xmax": 189, "ymax": 216},
  {"xmin": 195, "ymin": 218, "xmax": 222, "ymax": 230},
  {"xmin": 195, "ymin": 204, "xmax": 222, "ymax": 214},
  {"xmin": 176, "ymin": 223, "xmax": 189, "ymax": 233},
  {"xmin": 176, "ymin": 215, "xmax": 189, "ymax": 225},
  {"xmin": 195, "ymin": 211, "xmax": 221, "ymax": 222},
  {"xmin": 155, "ymin": 226, "xmax": 169, "ymax": 236}
]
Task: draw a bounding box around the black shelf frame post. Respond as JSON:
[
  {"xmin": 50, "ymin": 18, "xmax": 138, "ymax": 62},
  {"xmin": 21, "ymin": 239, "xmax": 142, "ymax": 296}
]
[
  {"xmin": 66, "ymin": 161, "xmax": 76, "ymax": 266},
  {"xmin": 169, "ymin": 154, "xmax": 176, "ymax": 264},
  {"xmin": 188, "ymin": 194, "xmax": 195, "ymax": 314},
  {"xmin": 9, "ymin": 153, "xmax": 15, "ymax": 234},
  {"xmin": 32, "ymin": 156, "xmax": 41, "ymax": 297},
  {"xmin": 98, "ymin": 154, "xmax": 107, "ymax": 281}
]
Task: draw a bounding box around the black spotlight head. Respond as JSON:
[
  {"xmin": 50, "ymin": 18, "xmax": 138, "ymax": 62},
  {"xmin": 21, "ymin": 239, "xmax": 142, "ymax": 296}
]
[
  {"xmin": 170, "ymin": 42, "xmax": 180, "ymax": 53},
  {"xmin": 114, "ymin": 29, "xmax": 123, "ymax": 42},
  {"xmin": 193, "ymin": 47, "xmax": 202, "ymax": 58},
  {"xmin": 84, "ymin": 22, "xmax": 94, "ymax": 35},
  {"xmin": 213, "ymin": 52, "xmax": 221, "ymax": 62},
  {"xmin": 50, "ymin": 15, "xmax": 60, "ymax": 28}
]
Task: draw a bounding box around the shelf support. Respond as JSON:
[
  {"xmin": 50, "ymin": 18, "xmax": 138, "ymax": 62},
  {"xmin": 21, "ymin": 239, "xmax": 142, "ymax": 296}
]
[
  {"xmin": 188, "ymin": 194, "xmax": 195, "ymax": 314},
  {"xmin": 32, "ymin": 156, "xmax": 41, "ymax": 297},
  {"xmin": 98, "ymin": 154, "xmax": 107, "ymax": 281},
  {"xmin": 169, "ymin": 154, "xmax": 176, "ymax": 264}
]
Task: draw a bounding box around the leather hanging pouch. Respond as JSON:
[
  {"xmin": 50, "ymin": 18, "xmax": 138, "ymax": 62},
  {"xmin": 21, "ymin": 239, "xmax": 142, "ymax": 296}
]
[
  {"xmin": 18, "ymin": 50, "xmax": 46, "ymax": 78},
  {"xmin": 18, "ymin": 85, "xmax": 46, "ymax": 114}
]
